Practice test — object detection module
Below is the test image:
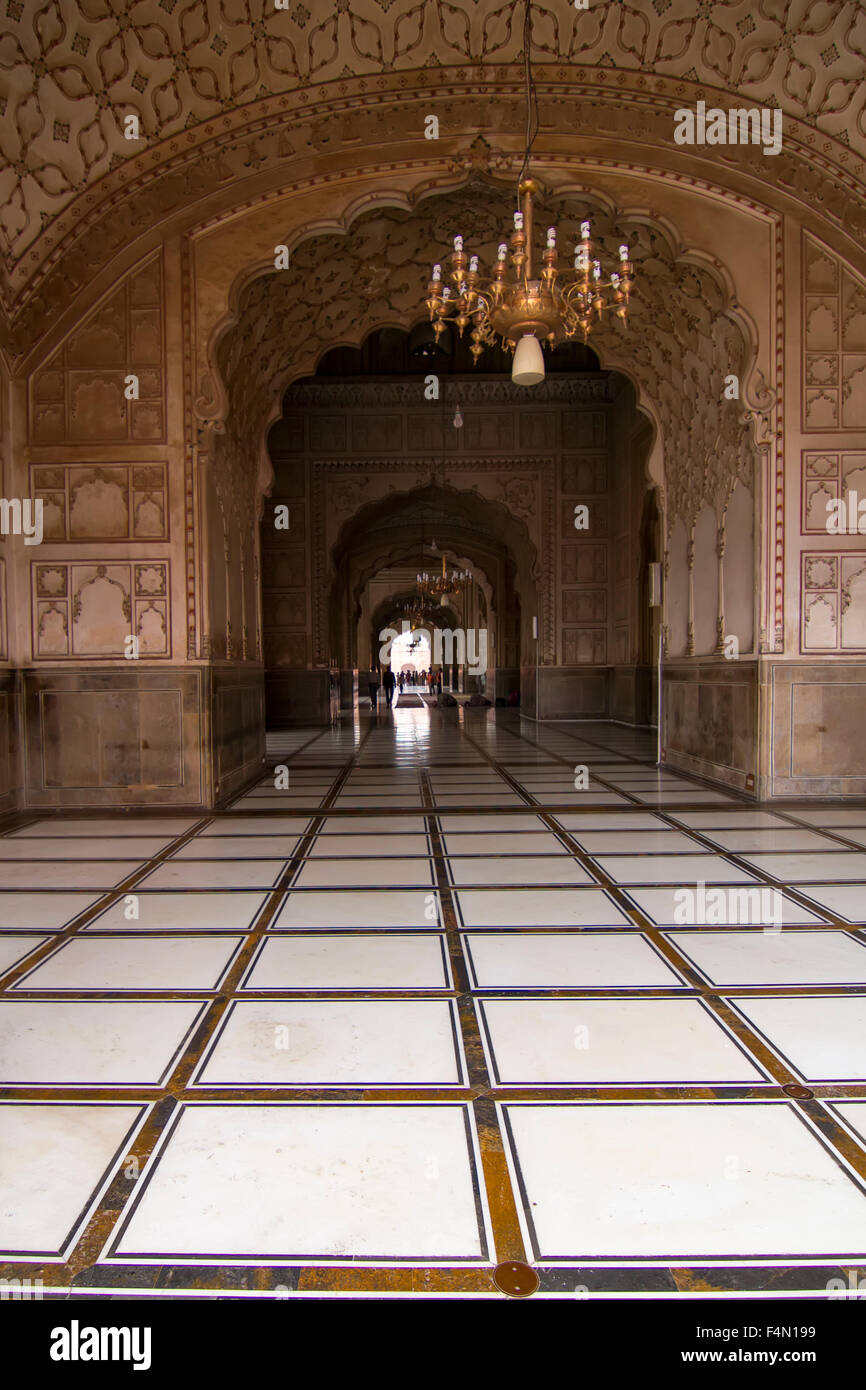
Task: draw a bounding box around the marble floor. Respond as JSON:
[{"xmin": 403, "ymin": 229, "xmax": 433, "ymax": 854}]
[{"xmin": 1, "ymin": 702, "xmax": 865, "ymax": 1299}]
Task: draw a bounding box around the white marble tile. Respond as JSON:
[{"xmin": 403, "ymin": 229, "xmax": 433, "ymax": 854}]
[
  {"xmin": 793, "ymin": 883, "xmax": 866, "ymax": 922},
  {"xmin": 462, "ymin": 932, "xmax": 685, "ymax": 989},
  {"xmin": 454, "ymin": 888, "xmax": 632, "ymax": 928},
  {"xmin": 141, "ymin": 860, "xmax": 287, "ymax": 889},
  {"xmin": 0, "ymin": 1001, "xmax": 205, "ymax": 1086},
  {"xmin": 437, "ymin": 815, "xmax": 551, "ymax": 833},
  {"xmin": 316, "ymin": 816, "xmax": 430, "ymax": 834},
  {"xmin": 432, "ymin": 794, "xmax": 526, "ymax": 806},
  {"xmin": 0, "ymin": 837, "xmax": 171, "ymax": 860},
  {"xmin": 0, "ymin": 1102, "xmax": 145, "ymax": 1259},
  {"xmin": 0, "ymin": 893, "xmax": 103, "ymax": 931},
  {"xmin": 737, "ymin": 851, "xmax": 866, "ymax": 882},
  {"xmin": 596, "ymin": 854, "xmax": 757, "ymax": 885},
  {"xmin": 232, "ymin": 795, "xmax": 327, "ymax": 810},
  {"xmin": 630, "ymin": 791, "xmax": 737, "ymax": 804},
  {"xmin": 6, "ymin": 819, "xmax": 198, "ymax": 838},
  {"xmin": 292, "ymin": 858, "xmax": 433, "ymax": 888},
  {"xmin": 572, "ymin": 830, "xmax": 701, "ymax": 853},
  {"xmin": 0, "ymin": 863, "xmax": 143, "ymax": 890},
  {"xmin": 12, "ymin": 936, "xmax": 244, "ymax": 992},
  {"xmin": 830, "ymin": 828, "xmax": 866, "ymax": 850},
  {"xmin": 696, "ymin": 828, "xmax": 842, "ymax": 852},
  {"xmin": 449, "ymin": 856, "xmax": 594, "ymax": 887},
  {"xmin": 831, "ymin": 1101, "xmax": 866, "ymax": 1149},
  {"xmin": 478, "ymin": 998, "xmax": 762, "ymax": 1085},
  {"xmin": 536, "ymin": 792, "xmax": 634, "ymax": 806},
  {"xmin": 82, "ymin": 891, "xmax": 269, "ymax": 932},
  {"xmin": 308, "ymin": 834, "xmax": 429, "ymax": 857},
  {"xmin": 551, "ymin": 813, "xmax": 670, "ymax": 831},
  {"xmin": 788, "ymin": 809, "xmax": 866, "ymax": 827},
  {"xmin": 442, "ymin": 831, "xmax": 567, "ymax": 856},
  {"xmin": 242, "ymin": 934, "xmax": 449, "ymax": 990},
  {"xmin": 272, "ymin": 889, "xmax": 439, "ymax": 930},
  {"xmin": 728, "ymin": 994, "xmax": 866, "ymax": 1082},
  {"xmin": 623, "ymin": 886, "xmax": 827, "ymax": 926},
  {"xmin": 195, "ymin": 999, "xmax": 463, "ymax": 1086},
  {"xmin": 107, "ymin": 1104, "xmax": 488, "ymax": 1262},
  {"xmin": 200, "ymin": 816, "xmax": 310, "ymax": 836},
  {"xmin": 501, "ymin": 1101, "xmax": 866, "ymax": 1260},
  {"xmin": 170, "ymin": 837, "xmax": 299, "ymax": 860},
  {"xmin": 664, "ymin": 811, "xmax": 794, "ymax": 830},
  {"xmin": 0, "ymin": 934, "xmax": 49, "ymax": 977},
  {"xmin": 334, "ymin": 795, "xmax": 425, "ymax": 808},
  {"xmin": 666, "ymin": 930, "xmax": 866, "ymax": 985}
]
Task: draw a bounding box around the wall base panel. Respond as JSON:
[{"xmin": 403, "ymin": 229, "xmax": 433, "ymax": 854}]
[{"xmin": 662, "ymin": 661, "xmax": 758, "ymax": 795}]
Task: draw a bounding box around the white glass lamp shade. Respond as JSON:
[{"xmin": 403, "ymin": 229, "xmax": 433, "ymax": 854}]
[{"xmin": 511, "ymin": 333, "xmax": 545, "ymax": 386}]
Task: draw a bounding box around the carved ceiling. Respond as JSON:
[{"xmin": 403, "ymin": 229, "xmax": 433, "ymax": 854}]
[
  {"xmin": 2, "ymin": 1, "xmax": 865, "ymax": 358},
  {"xmin": 219, "ymin": 179, "xmax": 757, "ymax": 526}
]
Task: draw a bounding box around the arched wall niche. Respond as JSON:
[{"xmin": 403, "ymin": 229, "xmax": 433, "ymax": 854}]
[{"xmin": 212, "ymin": 172, "xmax": 765, "ymax": 506}]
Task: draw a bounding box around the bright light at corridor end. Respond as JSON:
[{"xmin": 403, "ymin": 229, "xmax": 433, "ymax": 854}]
[{"xmin": 512, "ymin": 333, "xmax": 545, "ymax": 386}]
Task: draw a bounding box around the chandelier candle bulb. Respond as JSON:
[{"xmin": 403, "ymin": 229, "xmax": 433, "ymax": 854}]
[
  {"xmin": 547, "ymin": 227, "xmax": 556, "ymax": 247},
  {"xmin": 454, "ymin": 235, "xmax": 463, "ymax": 251},
  {"xmin": 620, "ymin": 244, "xmax": 629, "ymax": 261},
  {"xmin": 581, "ymin": 220, "xmax": 591, "ymax": 239},
  {"xmin": 432, "ymin": 264, "xmax": 441, "ymax": 281},
  {"xmin": 498, "ymin": 243, "xmax": 508, "ymax": 261},
  {"xmin": 469, "ymin": 255, "xmax": 479, "ymax": 273},
  {"xmin": 514, "ymin": 212, "xmax": 524, "ymax": 230}
]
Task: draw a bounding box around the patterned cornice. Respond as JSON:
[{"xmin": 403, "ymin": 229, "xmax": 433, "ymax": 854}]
[{"xmin": 282, "ymin": 376, "xmax": 619, "ymax": 408}]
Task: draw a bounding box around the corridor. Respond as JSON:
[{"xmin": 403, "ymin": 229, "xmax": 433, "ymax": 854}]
[{"xmin": 1, "ymin": 706, "xmax": 866, "ymax": 1297}]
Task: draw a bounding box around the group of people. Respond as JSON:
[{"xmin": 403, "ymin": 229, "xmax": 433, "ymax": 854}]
[{"xmin": 368, "ymin": 667, "xmax": 444, "ymax": 706}]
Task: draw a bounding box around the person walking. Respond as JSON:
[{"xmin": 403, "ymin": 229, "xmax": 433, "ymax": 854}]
[
  {"xmin": 383, "ymin": 666, "xmax": 396, "ymax": 706},
  {"xmin": 398, "ymin": 671, "xmax": 405, "ymax": 696},
  {"xmin": 368, "ymin": 669, "xmax": 380, "ymax": 709}
]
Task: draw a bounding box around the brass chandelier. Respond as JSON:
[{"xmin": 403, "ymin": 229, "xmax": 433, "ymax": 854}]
[
  {"xmin": 417, "ymin": 553, "xmax": 471, "ymax": 600},
  {"xmin": 424, "ymin": 0, "xmax": 634, "ymax": 387}
]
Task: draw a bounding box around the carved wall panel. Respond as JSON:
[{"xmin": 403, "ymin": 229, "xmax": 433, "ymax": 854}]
[
  {"xmin": 563, "ymin": 630, "xmax": 606, "ymax": 666},
  {"xmin": 219, "ymin": 187, "xmax": 756, "ymax": 538},
  {"xmin": 30, "ymin": 463, "xmax": 168, "ymax": 542},
  {"xmin": 803, "ymin": 233, "xmax": 866, "ymax": 432},
  {"xmin": 560, "ymin": 544, "xmax": 606, "ymax": 586},
  {"xmin": 28, "ymin": 254, "xmax": 164, "ymax": 445},
  {"xmin": 801, "ymin": 452, "xmax": 866, "ymax": 534},
  {"xmin": 32, "ymin": 561, "xmax": 170, "ymax": 659},
  {"xmin": 801, "ymin": 552, "xmax": 866, "ymax": 652}
]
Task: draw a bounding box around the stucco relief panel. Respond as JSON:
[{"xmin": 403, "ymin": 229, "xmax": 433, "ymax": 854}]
[
  {"xmin": 30, "ymin": 463, "xmax": 169, "ymax": 542},
  {"xmin": 801, "ymin": 452, "xmax": 866, "ymax": 534},
  {"xmin": 803, "ymin": 233, "xmax": 866, "ymax": 432},
  {"xmin": 32, "ymin": 561, "xmax": 171, "ymax": 659},
  {"xmin": 802, "ymin": 552, "xmax": 866, "ymax": 653},
  {"xmin": 28, "ymin": 254, "xmax": 165, "ymax": 445}
]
